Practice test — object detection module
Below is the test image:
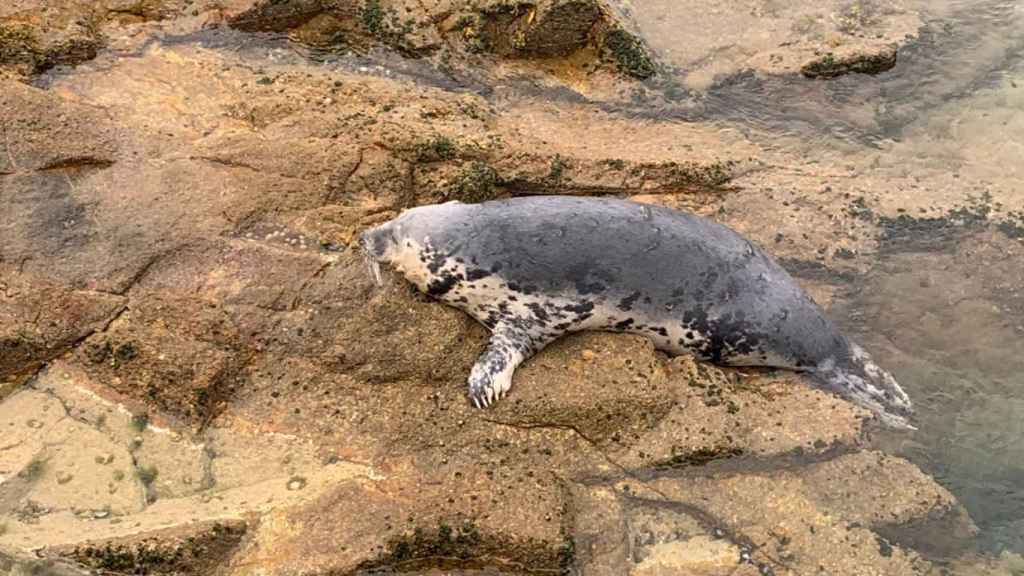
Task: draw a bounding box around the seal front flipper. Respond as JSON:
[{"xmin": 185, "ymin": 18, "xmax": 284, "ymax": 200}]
[{"xmin": 467, "ymin": 323, "xmax": 550, "ymax": 408}]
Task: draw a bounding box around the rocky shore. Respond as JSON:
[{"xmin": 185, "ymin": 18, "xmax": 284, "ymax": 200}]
[{"xmin": 3, "ymin": 0, "xmax": 1023, "ymax": 574}]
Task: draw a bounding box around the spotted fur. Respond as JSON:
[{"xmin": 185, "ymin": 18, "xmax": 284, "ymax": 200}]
[{"xmin": 359, "ymin": 197, "xmax": 915, "ymax": 429}]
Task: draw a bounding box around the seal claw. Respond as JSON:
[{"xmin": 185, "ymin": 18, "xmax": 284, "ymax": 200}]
[{"xmin": 466, "ymin": 324, "xmax": 549, "ymax": 410}]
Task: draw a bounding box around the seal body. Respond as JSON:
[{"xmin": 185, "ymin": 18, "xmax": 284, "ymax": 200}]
[{"xmin": 360, "ymin": 196, "xmax": 914, "ymax": 429}]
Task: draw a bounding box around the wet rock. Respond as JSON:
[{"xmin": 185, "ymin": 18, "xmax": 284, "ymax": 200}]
[
  {"xmin": 0, "ymin": 282, "xmax": 123, "ymax": 394},
  {"xmin": 0, "ymin": 552, "xmax": 93, "ymax": 576},
  {"xmin": 228, "ymin": 466, "xmax": 569, "ymax": 575},
  {"xmin": 58, "ymin": 520, "xmax": 247, "ymax": 575},
  {"xmin": 0, "ymin": 4, "xmax": 104, "ymax": 78},
  {"xmin": 488, "ymin": 333, "xmax": 675, "ymax": 445},
  {"xmin": 618, "ymin": 0, "xmax": 921, "ymax": 89},
  {"xmin": 474, "ymin": 0, "xmax": 603, "ymax": 57},
  {"xmin": 229, "ymin": 0, "xmax": 441, "ymax": 54},
  {"xmin": 600, "ymin": 27, "xmax": 655, "ymax": 79},
  {"xmin": 0, "ymin": 80, "xmax": 118, "ymax": 174},
  {"xmin": 618, "ymin": 451, "xmax": 967, "ymax": 575},
  {"xmin": 801, "ymin": 47, "xmax": 898, "ymax": 78},
  {"xmin": 460, "ymin": 0, "xmax": 656, "ymax": 78}
]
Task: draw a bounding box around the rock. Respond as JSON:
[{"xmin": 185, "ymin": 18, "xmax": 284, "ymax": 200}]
[
  {"xmin": 600, "ymin": 27, "xmax": 656, "ymax": 79},
  {"xmin": 0, "ymin": 2, "xmax": 1008, "ymax": 574},
  {"xmin": 0, "ymin": 4, "xmax": 104, "ymax": 77},
  {"xmin": 625, "ymin": 451, "xmax": 967, "ymax": 575},
  {"xmin": 615, "ymin": 0, "xmax": 921, "ymax": 88},
  {"xmin": 229, "ymin": 0, "xmax": 441, "ymax": 54},
  {"xmin": 56, "ymin": 520, "xmax": 247, "ymax": 575},
  {"xmin": 227, "ymin": 466, "xmax": 570, "ymax": 574},
  {"xmin": 632, "ymin": 537, "xmax": 741, "ymax": 575},
  {"xmin": 0, "ymin": 283, "xmax": 124, "ymax": 395},
  {"xmin": 488, "ymin": 333, "xmax": 675, "ymax": 445},
  {"xmin": 474, "ymin": 0, "xmax": 603, "ymax": 57},
  {"xmin": 801, "ymin": 47, "xmax": 898, "ymax": 78}
]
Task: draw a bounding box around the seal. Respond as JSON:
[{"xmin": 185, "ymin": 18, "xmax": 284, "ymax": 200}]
[{"xmin": 359, "ymin": 196, "xmax": 914, "ymax": 429}]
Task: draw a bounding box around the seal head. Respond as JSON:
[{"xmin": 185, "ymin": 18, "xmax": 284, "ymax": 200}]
[{"xmin": 813, "ymin": 343, "xmax": 914, "ymax": 429}]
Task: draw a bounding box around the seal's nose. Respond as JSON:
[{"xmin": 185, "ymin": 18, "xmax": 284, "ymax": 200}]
[{"xmin": 358, "ymin": 226, "xmax": 390, "ymax": 259}]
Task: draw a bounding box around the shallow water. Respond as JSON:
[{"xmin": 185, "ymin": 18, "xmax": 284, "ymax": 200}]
[
  {"xmin": 612, "ymin": 0, "xmax": 1024, "ymax": 560},
  {"xmin": 834, "ymin": 233, "xmax": 1024, "ymax": 554},
  {"xmin": 619, "ymin": 0, "xmax": 1024, "ymax": 148}
]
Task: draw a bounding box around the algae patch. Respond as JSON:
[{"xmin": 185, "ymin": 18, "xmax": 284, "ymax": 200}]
[
  {"xmin": 654, "ymin": 446, "xmax": 744, "ymax": 470},
  {"xmin": 602, "ymin": 28, "xmax": 655, "ymax": 79},
  {"xmin": 448, "ymin": 161, "xmax": 501, "ymax": 203},
  {"xmin": 801, "ymin": 49, "xmax": 897, "ymax": 79}
]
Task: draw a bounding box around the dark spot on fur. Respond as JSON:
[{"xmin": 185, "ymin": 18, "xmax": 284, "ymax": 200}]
[
  {"xmin": 427, "ymin": 272, "xmax": 461, "ymax": 297},
  {"xmin": 567, "ymin": 263, "xmax": 617, "ymax": 295},
  {"xmin": 614, "ymin": 318, "xmax": 635, "ymax": 330},
  {"xmin": 466, "ymin": 268, "xmax": 489, "ymax": 281},
  {"xmin": 682, "ymin": 307, "xmax": 763, "ymax": 363},
  {"xmin": 483, "ymin": 313, "xmax": 499, "ymax": 329},
  {"xmin": 564, "ymin": 301, "xmax": 594, "ymax": 314},
  {"xmin": 654, "ymin": 327, "xmax": 668, "ymax": 337},
  {"xmin": 526, "ymin": 303, "xmax": 549, "ymax": 323},
  {"xmin": 618, "ymin": 291, "xmax": 641, "ymax": 312}
]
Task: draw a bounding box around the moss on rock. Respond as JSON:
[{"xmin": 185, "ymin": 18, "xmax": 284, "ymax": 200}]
[
  {"xmin": 602, "ymin": 27, "xmax": 655, "ymax": 79},
  {"xmin": 801, "ymin": 48, "xmax": 898, "ymax": 79}
]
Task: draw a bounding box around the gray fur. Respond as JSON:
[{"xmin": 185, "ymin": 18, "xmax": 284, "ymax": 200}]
[{"xmin": 360, "ymin": 196, "xmax": 914, "ymax": 429}]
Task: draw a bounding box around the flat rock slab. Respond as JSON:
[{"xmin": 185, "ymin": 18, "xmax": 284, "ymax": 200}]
[{"xmin": 612, "ymin": 0, "xmax": 921, "ymax": 88}]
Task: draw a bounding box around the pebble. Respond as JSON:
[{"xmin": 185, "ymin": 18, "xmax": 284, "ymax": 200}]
[
  {"xmin": 57, "ymin": 472, "xmax": 74, "ymax": 485},
  {"xmin": 96, "ymin": 453, "xmax": 114, "ymax": 465},
  {"xmin": 26, "ymin": 419, "xmax": 44, "ymax": 429},
  {"xmin": 581, "ymin": 349, "xmax": 596, "ymax": 361},
  {"xmin": 93, "ymin": 510, "xmax": 110, "ymax": 519},
  {"xmin": 287, "ymin": 477, "xmax": 307, "ymax": 491}
]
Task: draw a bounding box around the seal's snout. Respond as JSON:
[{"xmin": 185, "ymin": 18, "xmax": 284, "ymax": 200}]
[
  {"xmin": 358, "ymin": 226, "xmax": 390, "ymax": 287},
  {"xmin": 815, "ymin": 344, "xmax": 916, "ymax": 431}
]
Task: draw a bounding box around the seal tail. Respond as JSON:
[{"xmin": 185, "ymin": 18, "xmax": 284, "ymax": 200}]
[{"xmin": 813, "ymin": 344, "xmax": 916, "ymax": 430}]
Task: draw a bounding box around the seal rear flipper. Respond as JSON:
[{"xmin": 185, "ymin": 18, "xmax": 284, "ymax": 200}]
[{"xmin": 467, "ymin": 324, "xmax": 550, "ymax": 408}]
